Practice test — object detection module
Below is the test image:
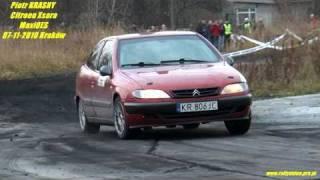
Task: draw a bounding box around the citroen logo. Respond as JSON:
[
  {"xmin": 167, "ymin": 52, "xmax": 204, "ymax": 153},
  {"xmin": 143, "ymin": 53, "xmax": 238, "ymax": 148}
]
[{"xmin": 192, "ymin": 89, "xmax": 201, "ymax": 96}]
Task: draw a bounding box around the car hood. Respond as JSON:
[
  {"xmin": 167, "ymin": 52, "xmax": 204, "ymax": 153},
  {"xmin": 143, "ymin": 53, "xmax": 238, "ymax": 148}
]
[{"xmin": 120, "ymin": 62, "xmax": 244, "ymax": 90}]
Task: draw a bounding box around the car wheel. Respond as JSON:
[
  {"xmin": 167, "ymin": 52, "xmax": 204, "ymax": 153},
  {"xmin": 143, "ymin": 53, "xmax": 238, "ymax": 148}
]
[
  {"xmin": 183, "ymin": 123, "xmax": 200, "ymax": 130},
  {"xmin": 224, "ymin": 115, "xmax": 251, "ymax": 135},
  {"xmin": 78, "ymin": 100, "xmax": 100, "ymax": 134},
  {"xmin": 113, "ymin": 98, "xmax": 131, "ymax": 139}
]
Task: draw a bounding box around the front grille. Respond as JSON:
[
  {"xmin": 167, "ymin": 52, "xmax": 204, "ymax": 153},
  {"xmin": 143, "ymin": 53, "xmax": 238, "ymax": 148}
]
[{"xmin": 171, "ymin": 87, "xmax": 220, "ymax": 98}]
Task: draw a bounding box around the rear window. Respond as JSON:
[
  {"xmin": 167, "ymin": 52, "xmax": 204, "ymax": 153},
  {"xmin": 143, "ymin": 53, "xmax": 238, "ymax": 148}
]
[{"xmin": 118, "ymin": 35, "xmax": 220, "ymax": 67}]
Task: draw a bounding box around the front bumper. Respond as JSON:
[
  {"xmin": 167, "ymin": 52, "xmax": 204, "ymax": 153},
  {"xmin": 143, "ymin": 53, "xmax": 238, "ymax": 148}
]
[{"xmin": 124, "ymin": 94, "xmax": 252, "ymax": 127}]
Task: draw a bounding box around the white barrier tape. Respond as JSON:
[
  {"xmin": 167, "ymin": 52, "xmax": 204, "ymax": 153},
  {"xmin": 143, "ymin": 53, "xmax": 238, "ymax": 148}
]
[
  {"xmin": 224, "ymin": 33, "xmax": 287, "ymax": 57},
  {"xmin": 239, "ymin": 35, "xmax": 285, "ymax": 50},
  {"xmin": 244, "ymin": 34, "xmax": 319, "ymax": 50},
  {"xmin": 239, "ymin": 35, "xmax": 265, "ymax": 46},
  {"xmin": 307, "ymin": 36, "xmax": 319, "ymax": 45},
  {"xmin": 286, "ymin": 29, "xmax": 303, "ymax": 42},
  {"xmin": 226, "ymin": 31, "xmax": 319, "ymax": 58}
]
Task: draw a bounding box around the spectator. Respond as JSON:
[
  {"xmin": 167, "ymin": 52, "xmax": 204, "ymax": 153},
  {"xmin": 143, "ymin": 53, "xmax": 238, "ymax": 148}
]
[
  {"xmin": 129, "ymin": 24, "xmax": 138, "ymax": 33},
  {"xmin": 196, "ymin": 20, "xmax": 210, "ymax": 40},
  {"xmin": 243, "ymin": 18, "xmax": 253, "ymax": 34},
  {"xmin": 160, "ymin": 24, "xmax": 167, "ymax": 31},
  {"xmin": 218, "ymin": 19, "xmax": 225, "ymax": 51},
  {"xmin": 150, "ymin": 25, "xmax": 156, "ymax": 32},
  {"xmin": 255, "ymin": 18, "xmax": 265, "ymax": 40},
  {"xmin": 208, "ymin": 20, "xmax": 213, "ymax": 42},
  {"xmin": 310, "ymin": 14, "xmax": 319, "ymax": 31},
  {"xmin": 224, "ymin": 20, "xmax": 233, "ymax": 50},
  {"xmin": 189, "ymin": 23, "xmax": 194, "ymax": 31},
  {"xmin": 210, "ymin": 20, "xmax": 220, "ymax": 48}
]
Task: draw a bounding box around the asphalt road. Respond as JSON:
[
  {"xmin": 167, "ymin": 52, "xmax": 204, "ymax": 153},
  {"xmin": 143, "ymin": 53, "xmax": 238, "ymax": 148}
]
[{"xmin": 0, "ymin": 74, "xmax": 319, "ymax": 180}]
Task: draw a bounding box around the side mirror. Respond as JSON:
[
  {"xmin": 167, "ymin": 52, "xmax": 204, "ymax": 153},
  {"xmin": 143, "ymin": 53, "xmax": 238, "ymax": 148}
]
[
  {"xmin": 99, "ymin": 65, "xmax": 112, "ymax": 76},
  {"xmin": 224, "ymin": 56, "xmax": 235, "ymax": 66}
]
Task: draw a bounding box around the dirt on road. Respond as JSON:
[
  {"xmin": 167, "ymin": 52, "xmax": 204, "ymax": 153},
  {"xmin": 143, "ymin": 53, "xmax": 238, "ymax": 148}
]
[{"xmin": 0, "ymin": 74, "xmax": 319, "ymax": 180}]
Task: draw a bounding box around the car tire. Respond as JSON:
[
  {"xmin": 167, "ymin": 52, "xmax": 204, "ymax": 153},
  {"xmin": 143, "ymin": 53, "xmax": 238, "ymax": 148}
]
[
  {"xmin": 78, "ymin": 100, "xmax": 100, "ymax": 134},
  {"xmin": 224, "ymin": 115, "xmax": 251, "ymax": 135},
  {"xmin": 183, "ymin": 123, "xmax": 200, "ymax": 130},
  {"xmin": 113, "ymin": 97, "xmax": 131, "ymax": 139}
]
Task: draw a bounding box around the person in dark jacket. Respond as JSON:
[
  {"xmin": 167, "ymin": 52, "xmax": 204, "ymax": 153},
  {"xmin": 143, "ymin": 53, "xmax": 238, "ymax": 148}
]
[
  {"xmin": 196, "ymin": 20, "xmax": 210, "ymax": 40},
  {"xmin": 218, "ymin": 19, "xmax": 225, "ymax": 51},
  {"xmin": 208, "ymin": 20, "xmax": 213, "ymax": 42}
]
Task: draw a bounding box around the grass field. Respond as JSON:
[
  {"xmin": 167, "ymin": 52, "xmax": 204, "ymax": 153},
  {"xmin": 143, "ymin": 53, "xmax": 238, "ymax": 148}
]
[
  {"xmin": 0, "ymin": 26, "xmax": 124, "ymax": 80},
  {"xmin": 236, "ymin": 42, "xmax": 320, "ymax": 97},
  {"xmin": 0, "ymin": 26, "xmax": 319, "ymax": 97}
]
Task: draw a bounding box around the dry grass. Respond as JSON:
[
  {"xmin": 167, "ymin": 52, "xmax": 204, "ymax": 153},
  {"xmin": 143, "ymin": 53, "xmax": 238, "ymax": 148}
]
[
  {"xmin": 229, "ymin": 22, "xmax": 320, "ymax": 97},
  {"xmin": 236, "ymin": 41, "xmax": 320, "ymax": 97},
  {"xmin": 0, "ymin": 26, "xmax": 125, "ymax": 80}
]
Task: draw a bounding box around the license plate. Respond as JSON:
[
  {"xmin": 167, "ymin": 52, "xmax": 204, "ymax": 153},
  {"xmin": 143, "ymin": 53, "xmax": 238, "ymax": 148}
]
[{"xmin": 177, "ymin": 101, "xmax": 218, "ymax": 113}]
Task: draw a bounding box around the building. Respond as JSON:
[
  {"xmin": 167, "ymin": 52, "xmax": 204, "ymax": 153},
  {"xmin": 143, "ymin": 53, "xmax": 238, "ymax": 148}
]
[{"xmin": 225, "ymin": 0, "xmax": 313, "ymax": 26}]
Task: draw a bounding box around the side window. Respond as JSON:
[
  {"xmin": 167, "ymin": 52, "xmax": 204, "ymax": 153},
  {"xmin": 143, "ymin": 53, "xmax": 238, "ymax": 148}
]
[
  {"xmin": 87, "ymin": 40, "xmax": 106, "ymax": 70},
  {"xmin": 98, "ymin": 40, "xmax": 114, "ymax": 70}
]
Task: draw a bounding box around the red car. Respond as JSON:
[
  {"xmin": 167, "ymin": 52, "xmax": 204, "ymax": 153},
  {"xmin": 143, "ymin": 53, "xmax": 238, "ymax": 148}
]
[{"xmin": 75, "ymin": 31, "xmax": 252, "ymax": 139}]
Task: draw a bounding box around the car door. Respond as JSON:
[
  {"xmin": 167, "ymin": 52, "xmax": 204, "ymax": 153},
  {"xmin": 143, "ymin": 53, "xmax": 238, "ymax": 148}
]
[
  {"xmin": 91, "ymin": 40, "xmax": 114, "ymax": 123},
  {"xmin": 81, "ymin": 40, "xmax": 106, "ymax": 118}
]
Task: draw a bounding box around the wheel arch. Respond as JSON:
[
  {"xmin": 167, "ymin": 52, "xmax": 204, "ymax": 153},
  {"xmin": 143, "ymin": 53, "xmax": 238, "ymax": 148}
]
[
  {"xmin": 112, "ymin": 86, "xmax": 128, "ymax": 105},
  {"xmin": 113, "ymin": 92, "xmax": 120, "ymax": 104},
  {"xmin": 75, "ymin": 96, "xmax": 80, "ymax": 111}
]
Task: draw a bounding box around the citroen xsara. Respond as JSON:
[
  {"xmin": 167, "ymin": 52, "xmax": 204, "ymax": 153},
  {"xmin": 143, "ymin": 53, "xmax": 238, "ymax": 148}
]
[{"xmin": 75, "ymin": 31, "xmax": 252, "ymax": 139}]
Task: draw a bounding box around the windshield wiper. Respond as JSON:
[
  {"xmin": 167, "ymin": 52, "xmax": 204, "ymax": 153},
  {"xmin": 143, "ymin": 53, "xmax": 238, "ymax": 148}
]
[
  {"xmin": 161, "ymin": 58, "xmax": 211, "ymax": 64},
  {"xmin": 121, "ymin": 62, "xmax": 161, "ymax": 67}
]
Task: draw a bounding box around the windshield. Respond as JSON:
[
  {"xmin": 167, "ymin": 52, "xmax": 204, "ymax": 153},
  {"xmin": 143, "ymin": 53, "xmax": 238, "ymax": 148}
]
[{"xmin": 118, "ymin": 35, "xmax": 220, "ymax": 68}]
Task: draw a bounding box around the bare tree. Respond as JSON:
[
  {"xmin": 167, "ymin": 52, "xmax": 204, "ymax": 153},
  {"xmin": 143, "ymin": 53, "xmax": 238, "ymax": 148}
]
[
  {"xmin": 0, "ymin": 0, "xmax": 10, "ymax": 25},
  {"xmin": 0, "ymin": 0, "xmax": 226, "ymax": 28},
  {"xmin": 107, "ymin": 0, "xmax": 117, "ymax": 25},
  {"xmin": 169, "ymin": 0, "xmax": 175, "ymax": 29},
  {"xmin": 314, "ymin": 0, "xmax": 320, "ymax": 16}
]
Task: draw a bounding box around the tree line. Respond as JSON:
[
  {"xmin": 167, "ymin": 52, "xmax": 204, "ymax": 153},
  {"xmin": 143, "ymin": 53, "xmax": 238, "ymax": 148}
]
[
  {"xmin": 0, "ymin": 0, "xmax": 319, "ymax": 29},
  {"xmin": 0, "ymin": 0, "xmax": 225, "ymax": 29}
]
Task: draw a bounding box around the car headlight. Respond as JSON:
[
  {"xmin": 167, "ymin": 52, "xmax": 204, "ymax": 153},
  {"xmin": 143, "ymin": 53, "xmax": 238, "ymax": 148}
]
[
  {"xmin": 132, "ymin": 90, "xmax": 170, "ymax": 99},
  {"xmin": 221, "ymin": 83, "xmax": 249, "ymax": 94}
]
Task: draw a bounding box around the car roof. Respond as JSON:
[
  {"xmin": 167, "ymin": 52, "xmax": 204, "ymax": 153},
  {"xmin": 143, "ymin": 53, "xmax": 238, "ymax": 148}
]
[{"xmin": 102, "ymin": 31, "xmax": 198, "ymax": 41}]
